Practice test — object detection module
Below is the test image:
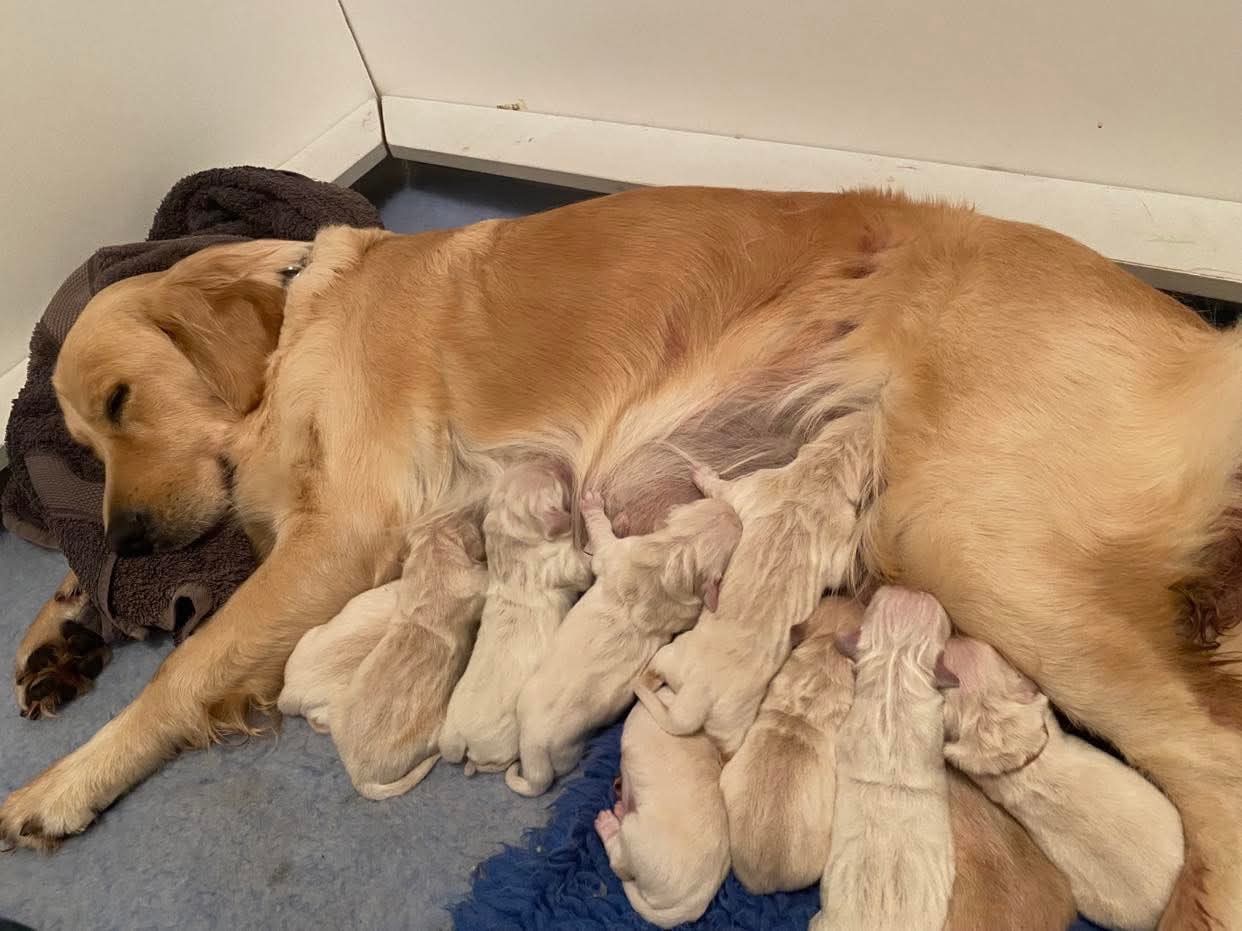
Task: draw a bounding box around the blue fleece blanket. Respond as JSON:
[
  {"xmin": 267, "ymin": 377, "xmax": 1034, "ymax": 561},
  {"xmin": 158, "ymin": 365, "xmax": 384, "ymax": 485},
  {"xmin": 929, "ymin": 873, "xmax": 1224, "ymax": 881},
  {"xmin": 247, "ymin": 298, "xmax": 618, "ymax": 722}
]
[{"xmin": 451, "ymin": 724, "xmax": 1106, "ymax": 930}]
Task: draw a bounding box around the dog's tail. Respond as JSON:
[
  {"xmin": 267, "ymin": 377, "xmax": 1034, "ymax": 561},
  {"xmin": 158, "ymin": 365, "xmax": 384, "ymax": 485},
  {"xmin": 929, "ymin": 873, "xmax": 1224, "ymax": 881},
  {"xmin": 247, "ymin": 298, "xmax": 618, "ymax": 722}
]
[
  {"xmin": 633, "ymin": 671, "xmax": 706, "ymax": 736},
  {"xmin": 355, "ymin": 753, "xmax": 441, "ymax": 801},
  {"xmin": 505, "ymin": 743, "xmax": 554, "ymax": 797}
]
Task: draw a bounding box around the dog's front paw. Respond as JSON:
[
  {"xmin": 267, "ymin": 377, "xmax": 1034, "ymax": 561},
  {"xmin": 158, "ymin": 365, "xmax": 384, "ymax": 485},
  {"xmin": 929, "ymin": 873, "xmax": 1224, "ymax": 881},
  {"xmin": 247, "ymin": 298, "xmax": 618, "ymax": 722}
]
[
  {"xmin": 16, "ymin": 620, "xmax": 111, "ymax": 721},
  {"xmin": 0, "ymin": 763, "xmax": 99, "ymax": 851}
]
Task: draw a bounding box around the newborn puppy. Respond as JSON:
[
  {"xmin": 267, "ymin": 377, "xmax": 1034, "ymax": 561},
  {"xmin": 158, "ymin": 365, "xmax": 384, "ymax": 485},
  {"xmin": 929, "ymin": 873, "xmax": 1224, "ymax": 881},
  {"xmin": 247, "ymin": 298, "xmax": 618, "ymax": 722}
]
[
  {"xmin": 942, "ymin": 637, "xmax": 1184, "ymax": 931},
  {"xmin": 440, "ymin": 465, "xmax": 592, "ymax": 773},
  {"xmin": 635, "ymin": 413, "xmax": 870, "ymax": 755},
  {"xmin": 812, "ymin": 586, "xmax": 958, "ymax": 931},
  {"xmin": 331, "ymin": 513, "xmax": 489, "ymax": 800},
  {"xmin": 594, "ymin": 689, "xmax": 729, "ymax": 929},
  {"xmin": 946, "ymin": 770, "xmax": 1076, "ymax": 931},
  {"xmin": 719, "ymin": 596, "xmax": 858, "ymax": 893},
  {"xmin": 504, "ymin": 492, "xmax": 741, "ymax": 797},
  {"xmin": 278, "ymin": 581, "xmax": 400, "ymax": 735}
]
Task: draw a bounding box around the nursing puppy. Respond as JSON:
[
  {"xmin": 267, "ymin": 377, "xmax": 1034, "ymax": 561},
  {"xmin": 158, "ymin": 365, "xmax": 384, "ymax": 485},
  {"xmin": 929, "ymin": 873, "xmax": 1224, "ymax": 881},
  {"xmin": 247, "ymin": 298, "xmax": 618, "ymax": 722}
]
[
  {"xmin": 505, "ymin": 491, "xmax": 741, "ymax": 797},
  {"xmin": 440, "ymin": 464, "xmax": 592, "ymax": 773},
  {"xmin": 719, "ymin": 596, "xmax": 858, "ymax": 893},
  {"xmin": 635, "ymin": 413, "xmax": 872, "ymax": 755},
  {"xmin": 946, "ymin": 771, "xmax": 1076, "ymax": 931},
  {"xmin": 812, "ymin": 586, "xmax": 958, "ymax": 931},
  {"xmin": 943, "ymin": 637, "xmax": 1183, "ymax": 931},
  {"xmin": 331, "ymin": 513, "xmax": 489, "ymax": 800},
  {"xmin": 594, "ymin": 689, "xmax": 729, "ymax": 929},
  {"xmin": 277, "ymin": 581, "xmax": 401, "ymax": 735}
]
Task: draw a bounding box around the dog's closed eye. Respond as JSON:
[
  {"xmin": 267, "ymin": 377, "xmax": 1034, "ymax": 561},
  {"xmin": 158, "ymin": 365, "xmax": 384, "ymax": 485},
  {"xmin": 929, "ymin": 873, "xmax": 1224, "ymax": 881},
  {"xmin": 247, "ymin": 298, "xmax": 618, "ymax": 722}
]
[{"xmin": 105, "ymin": 383, "xmax": 130, "ymax": 424}]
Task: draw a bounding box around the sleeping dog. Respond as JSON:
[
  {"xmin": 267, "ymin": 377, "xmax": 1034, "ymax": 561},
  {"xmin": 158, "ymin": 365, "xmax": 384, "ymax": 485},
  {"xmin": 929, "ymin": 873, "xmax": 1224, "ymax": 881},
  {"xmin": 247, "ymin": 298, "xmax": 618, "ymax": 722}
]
[{"xmin": 7, "ymin": 186, "xmax": 1241, "ymax": 928}]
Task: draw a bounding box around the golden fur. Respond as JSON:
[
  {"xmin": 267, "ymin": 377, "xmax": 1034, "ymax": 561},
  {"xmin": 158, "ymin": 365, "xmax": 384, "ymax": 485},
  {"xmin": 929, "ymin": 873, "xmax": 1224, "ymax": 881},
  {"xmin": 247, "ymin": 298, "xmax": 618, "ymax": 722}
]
[
  {"xmin": 946, "ymin": 771, "xmax": 1076, "ymax": 931},
  {"xmin": 1, "ymin": 185, "xmax": 1239, "ymax": 927}
]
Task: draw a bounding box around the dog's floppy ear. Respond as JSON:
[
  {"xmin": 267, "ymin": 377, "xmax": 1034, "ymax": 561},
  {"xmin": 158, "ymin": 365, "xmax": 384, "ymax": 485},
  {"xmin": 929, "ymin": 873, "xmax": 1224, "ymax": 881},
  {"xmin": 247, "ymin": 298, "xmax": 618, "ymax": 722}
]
[{"xmin": 154, "ymin": 241, "xmax": 307, "ymax": 413}]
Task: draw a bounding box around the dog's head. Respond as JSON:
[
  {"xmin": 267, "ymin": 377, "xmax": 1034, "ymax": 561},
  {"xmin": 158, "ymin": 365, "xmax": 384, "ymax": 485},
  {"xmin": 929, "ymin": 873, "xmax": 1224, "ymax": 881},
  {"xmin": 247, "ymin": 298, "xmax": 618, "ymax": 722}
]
[{"xmin": 53, "ymin": 240, "xmax": 309, "ymax": 555}]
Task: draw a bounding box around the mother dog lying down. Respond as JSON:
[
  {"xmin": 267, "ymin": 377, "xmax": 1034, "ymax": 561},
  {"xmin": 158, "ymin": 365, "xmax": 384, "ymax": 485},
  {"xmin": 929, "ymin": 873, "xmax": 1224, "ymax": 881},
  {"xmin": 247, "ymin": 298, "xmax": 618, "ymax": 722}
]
[{"xmin": 2, "ymin": 186, "xmax": 1240, "ymax": 928}]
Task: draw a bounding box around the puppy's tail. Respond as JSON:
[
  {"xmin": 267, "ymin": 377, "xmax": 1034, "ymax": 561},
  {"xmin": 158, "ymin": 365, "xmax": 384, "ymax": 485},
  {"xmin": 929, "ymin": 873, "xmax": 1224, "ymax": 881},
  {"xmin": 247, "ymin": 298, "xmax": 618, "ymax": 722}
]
[
  {"xmin": 438, "ymin": 722, "xmax": 467, "ymax": 764},
  {"xmin": 355, "ymin": 753, "xmax": 440, "ymax": 801},
  {"xmin": 505, "ymin": 744, "xmax": 554, "ymax": 797},
  {"xmin": 633, "ymin": 672, "xmax": 705, "ymax": 737}
]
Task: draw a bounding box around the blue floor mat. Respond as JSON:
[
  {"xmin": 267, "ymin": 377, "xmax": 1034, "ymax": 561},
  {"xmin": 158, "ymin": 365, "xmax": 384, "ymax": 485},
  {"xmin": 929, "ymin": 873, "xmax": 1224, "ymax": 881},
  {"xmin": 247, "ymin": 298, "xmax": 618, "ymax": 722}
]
[{"xmin": 452, "ymin": 724, "xmax": 1108, "ymax": 931}]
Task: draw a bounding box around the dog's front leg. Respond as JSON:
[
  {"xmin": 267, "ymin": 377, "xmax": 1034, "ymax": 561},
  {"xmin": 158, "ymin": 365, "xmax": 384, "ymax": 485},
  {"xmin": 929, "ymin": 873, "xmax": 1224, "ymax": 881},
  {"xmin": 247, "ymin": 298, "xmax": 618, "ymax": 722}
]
[
  {"xmin": 0, "ymin": 519, "xmax": 373, "ymax": 849},
  {"xmin": 14, "ymin": 570, "xmax": 111, "ymax": 720}
]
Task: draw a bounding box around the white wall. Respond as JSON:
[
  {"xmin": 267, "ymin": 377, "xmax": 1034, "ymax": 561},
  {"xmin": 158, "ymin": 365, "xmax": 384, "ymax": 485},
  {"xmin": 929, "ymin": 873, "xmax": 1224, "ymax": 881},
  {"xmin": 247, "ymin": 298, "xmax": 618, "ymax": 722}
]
[
  {"xmin": 344, "ymin": 0, "xmax": 1242, "ymax": 202},
  {"xmin": 0, "ymin": 0, "xmax": 381, "ymax": 436}
]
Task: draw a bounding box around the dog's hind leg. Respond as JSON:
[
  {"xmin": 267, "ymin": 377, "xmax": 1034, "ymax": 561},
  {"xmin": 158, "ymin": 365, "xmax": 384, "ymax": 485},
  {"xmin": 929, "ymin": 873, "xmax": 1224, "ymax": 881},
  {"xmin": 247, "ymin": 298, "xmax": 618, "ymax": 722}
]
[{"xmin": 0, "ymin": 522, "xmax": 375, "ymax": 849}]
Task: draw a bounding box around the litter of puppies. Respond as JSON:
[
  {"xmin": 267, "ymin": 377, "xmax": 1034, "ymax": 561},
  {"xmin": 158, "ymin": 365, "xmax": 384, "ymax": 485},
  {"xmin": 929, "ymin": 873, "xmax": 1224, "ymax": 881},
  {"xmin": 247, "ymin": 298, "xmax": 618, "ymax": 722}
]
[{"xmin": 279, "ymin": 452, "xmax": 1182, "ymax": 929}]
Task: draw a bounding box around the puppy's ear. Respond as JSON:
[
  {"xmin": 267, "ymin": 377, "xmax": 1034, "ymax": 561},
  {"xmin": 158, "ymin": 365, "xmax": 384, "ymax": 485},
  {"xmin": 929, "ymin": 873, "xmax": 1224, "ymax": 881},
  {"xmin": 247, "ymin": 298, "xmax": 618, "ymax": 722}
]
[
  {"xmin": 789, "ymin": 620, "xmax": 810, "ymax": 647},
  {"xmin": 933, "ymin": 652, "xmax": 960, "ymax": 689},
  {"xmin": 700, "ymin": 576, "xmax": 721, "ymax": 612},
  {"xmin": 834, "ymin": 625, "xmax": 862, "ymax": 659},
  {"xmin": 154, "ymin": 240, "xmax": 307, "ymax": 413},
  {"xmin": 539, "ymin": 505, "xmax": 573, "ymax": 540}
]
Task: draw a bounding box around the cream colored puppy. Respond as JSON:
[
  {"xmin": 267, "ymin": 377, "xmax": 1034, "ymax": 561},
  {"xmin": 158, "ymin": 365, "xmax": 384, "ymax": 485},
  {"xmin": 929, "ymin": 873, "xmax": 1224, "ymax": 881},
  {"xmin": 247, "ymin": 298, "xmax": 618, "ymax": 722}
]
[
  {"xmin": 440, "ymin": 464, "xmax": 592, "ymax": 773},
  {"xmin": 505, "ymin": 492, "xmax": 741, "ymax": 797},
  {"xmin": 719, "ymin": 596, "xmax": 858, "ymax": 893},
  {"xmin": 942, "ymin": 637, "xmax": 1183, "ymax": 931},
  {"xmin": 812, "ymin": 586, "xmax": 958, "ymax": 931},
  {"xmin": 594, "ymin": 689, "xmax": 729, "ymax": 929},
  {"xmin": 635, "ymin": 413, "xmax": 872, "ymax": 755},
  {"xmin": 331, "ymin": 513, "xmax": 489, "ymax": 800},
  {"xmin": 277, "ymin": 581, "xmax": 400, "ymax": 735}
]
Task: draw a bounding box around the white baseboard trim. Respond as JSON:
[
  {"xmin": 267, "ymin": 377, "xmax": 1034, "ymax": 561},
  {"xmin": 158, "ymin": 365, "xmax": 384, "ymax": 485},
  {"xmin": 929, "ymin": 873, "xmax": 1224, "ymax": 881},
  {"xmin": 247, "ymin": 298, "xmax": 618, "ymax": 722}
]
[
  {"xmin": 384, "ymin": 96, "xmax": 1242, "ymax": 303},
  {"xmin": 281, "ymin": 97, "xmax": 387, "ymax": 187}
]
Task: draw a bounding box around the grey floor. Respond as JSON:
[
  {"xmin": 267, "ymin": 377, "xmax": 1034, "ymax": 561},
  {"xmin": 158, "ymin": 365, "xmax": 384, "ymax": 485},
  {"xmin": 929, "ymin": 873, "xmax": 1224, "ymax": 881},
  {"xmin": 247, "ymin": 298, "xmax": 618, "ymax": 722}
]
[{"xmin": 0, "ymin": 163, "xmax": 597, "ymax": 931}]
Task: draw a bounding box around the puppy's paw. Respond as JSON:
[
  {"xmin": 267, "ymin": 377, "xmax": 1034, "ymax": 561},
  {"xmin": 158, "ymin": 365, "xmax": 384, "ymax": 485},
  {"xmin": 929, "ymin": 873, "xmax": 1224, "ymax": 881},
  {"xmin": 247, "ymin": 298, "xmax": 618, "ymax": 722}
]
[
  {"xmin": 16, "ymin": 620, "xmax": 111, "ymax": 721},
  {"xmin": 580, "ymin": 490, "xmax": 605, "ymax": 515},
  {"xmin": 0, "ymin": 763, "xmax": 99, "ymax": 852},
  {"xmin": 690, "ymin": 463, "xmax": 726, "ymax": 498},
  {"xmin": 594, "ymin": 808, "xmax": 622, "ymax": 843}
]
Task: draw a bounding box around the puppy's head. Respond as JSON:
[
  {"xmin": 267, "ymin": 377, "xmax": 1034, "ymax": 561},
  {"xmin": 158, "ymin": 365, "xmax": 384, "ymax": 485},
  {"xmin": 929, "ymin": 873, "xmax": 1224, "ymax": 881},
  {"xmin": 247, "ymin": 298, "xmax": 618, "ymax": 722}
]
[
  {"xmin": 486, "ymin": 462, "xmax": 574, "ymax": 544},
  {"xmin": 53, "ymin": 240, "xmax": 308, "ymax": 555},
  {"xmin": 834, "ymin": 586, "xmax": 958, "ymax": 688},
  {"xmin": 941, "ymin": 637, "xmax": 1049, "ymax": 775},
  {"xmin": 660, "ymin": 497, "xmax": 743, "ymax": 610}
]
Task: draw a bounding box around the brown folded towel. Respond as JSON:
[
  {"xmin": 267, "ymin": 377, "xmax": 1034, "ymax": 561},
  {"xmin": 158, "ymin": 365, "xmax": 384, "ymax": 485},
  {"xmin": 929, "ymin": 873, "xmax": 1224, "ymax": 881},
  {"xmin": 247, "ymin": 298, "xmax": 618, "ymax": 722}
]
[{"xmin": 2, "ymin": 166, "xmax": 383, "ymax": 642}]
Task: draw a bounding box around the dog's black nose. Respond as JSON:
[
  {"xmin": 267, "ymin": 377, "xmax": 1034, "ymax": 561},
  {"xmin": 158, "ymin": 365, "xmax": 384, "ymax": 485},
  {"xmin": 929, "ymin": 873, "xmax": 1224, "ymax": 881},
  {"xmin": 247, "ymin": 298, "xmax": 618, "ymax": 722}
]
[{"xmin": 105, "ymin": 509, "xmax": 155, "ymax": 557}]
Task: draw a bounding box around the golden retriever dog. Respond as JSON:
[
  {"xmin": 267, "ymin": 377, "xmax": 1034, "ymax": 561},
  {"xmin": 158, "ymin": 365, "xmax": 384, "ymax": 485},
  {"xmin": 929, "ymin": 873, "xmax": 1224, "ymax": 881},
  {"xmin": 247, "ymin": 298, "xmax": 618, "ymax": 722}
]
[
  {"xmin": 718, "ymin": 596, "xmax": 857, "ymax": 894},
  {"xmin": 594, "ymin": 688, "xmax": 730, "ymax": 929},
  {"xmin": 633, "ymin": 413, "xmax": 872, "ymax": 755},
  {"xmin": 330, "ymin": 513, "xmax": 489, "ymax": 800},
  {"xmin": 439, "ymin": 463, "xmax": 592, "ymax": 774},
  {"xmin": 505, "ymin": 492, "xmax": 740, "ymax": 796},
  {"xmin": 943, "ymin": 636, "xmax": 1184, "ymax": 930},
  {"xmin": 277, "ymin": 579, "xmax": 401, "ymax": 735},
  {"xmin": 3, "ymin": 186, "xmax": 1240, "ymax": 929},
  {"xmin": 812, "ymin": 586, "xmax": 959, "ymax": 931}
]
